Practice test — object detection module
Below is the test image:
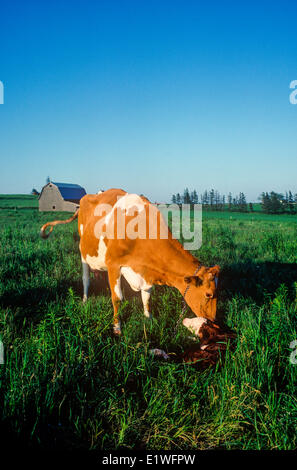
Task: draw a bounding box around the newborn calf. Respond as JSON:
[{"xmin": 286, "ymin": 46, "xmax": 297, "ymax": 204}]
[
  {"xmin": 149, "ymin": 317, "xmax": 236, "ymax": 370},
  {"xmin": 182, "ymin": 317, "xmax": 236, "ymax": 369}
]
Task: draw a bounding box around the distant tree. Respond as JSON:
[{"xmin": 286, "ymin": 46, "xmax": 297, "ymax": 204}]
[
  {"xmin": 171, "ymin": 194, "xmax": 177, "ymax": 204},
  {"xmin": 261, "ymin": 192, "xmax": 271, "ymax": 213},
  {"xmin": 270, "ymin": 192, "xmax": 282, "ymax": 214},
  {"xmin": 46, "ymin": 176, "xmax": 51, "ymax": 184},
  {"xmin": 209, "ymin": 189, "xmax": 215, "ymax": 208},
  {"xmin": 227, "ymin": 192, "xmax": 232, "ymax": 211},
  {"xmin": 192, "ymin": 189, "xmax": 199, "ymax": 204},
  {"xmin": 214, "ymin": 191, "xmax": 220, "ymax": 210},
  {"xmin": 202, "ymin": 190, "xmax": 209, "ymax": 206},
  {"xmin": 176, "ymin": 193, "xmax": 181, "ymax": 205},
  {"xmin": 261, "ymin": 191, "xmax": 282, "ymax": 214},
  {"xmin": 183, "ymin": 188, "xmax": 191, "ymax": 204},
  {"xmin": 31, "ymin": 188, "xmax": 39, "ymax": 196},
  {"xmin": 282, "ymin": 191, "xmax": 289, "ymax": 212},
  {"xmin": 249, "ymin": 202, "xmax": 254, "ymax": 212},
  {"xmin": 238, "ymin": 192, "xmax": 248, "ymax": 212},
  {"xmin": 288, "ymin": 190, "xmax": 295, "ymax": 213}
]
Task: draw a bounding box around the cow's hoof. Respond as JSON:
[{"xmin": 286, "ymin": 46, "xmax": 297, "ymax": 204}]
[
  {"xmin": 113, "ymin": 323, "xmax": 122, "ymax": 335},
  {"xmin": 144, "ymin": 311, "xmax": 152, "ymax": 320}
]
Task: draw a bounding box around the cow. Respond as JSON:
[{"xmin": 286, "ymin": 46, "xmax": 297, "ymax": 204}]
[{"xmin": 40, "ymin": 188, "xmax": 220, "ymax": 335}]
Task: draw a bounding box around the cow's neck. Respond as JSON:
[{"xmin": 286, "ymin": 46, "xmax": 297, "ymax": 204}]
[{"xmin": 150, "ymin": 237, "xmax": 200, "ymax": 294}]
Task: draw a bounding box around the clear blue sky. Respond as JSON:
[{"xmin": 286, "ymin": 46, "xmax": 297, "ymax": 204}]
[{"xmin": 0, "ymin": 0, "xmax": 296, "ymax": 202}]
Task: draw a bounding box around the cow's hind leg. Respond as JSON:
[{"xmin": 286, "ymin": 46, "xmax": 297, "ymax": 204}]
[
  {"xmin": 82, "ymin": 262, "xmax": 90, "ymax": 303},
  {"xmin": 107, "ymin": 266, "xmax": 123, "ymax": 335},
  {"xmin": 141, "ymin": 288, "xmax": 152, "ymax": 319}
]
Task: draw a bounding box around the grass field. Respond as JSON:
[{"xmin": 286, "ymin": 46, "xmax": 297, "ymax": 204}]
[{"xmin": 0, "ymin": 195, "xmax": 297, "ymax": 451}]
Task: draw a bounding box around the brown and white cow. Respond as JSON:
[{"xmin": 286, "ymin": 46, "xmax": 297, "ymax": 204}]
[{"xmin": 40, "ymin": 188, "xmax": 219, "ymax": 334}]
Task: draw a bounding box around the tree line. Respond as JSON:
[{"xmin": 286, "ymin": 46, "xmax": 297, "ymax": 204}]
[
  {"xmin": 171, "ymin": 188, "xmax": 252, "ymax": 212},
  {"xmin": 171, "ymin": 188, "xmax": 297, "ymax": 214},
  {"xmin": 260, "ymin": 191, "xmax": 297, "ymax": 214}
]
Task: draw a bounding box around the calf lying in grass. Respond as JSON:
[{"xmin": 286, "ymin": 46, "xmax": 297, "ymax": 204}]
[
  {"xmin": 150, "ymin": 318, "xmax": 236, "ymax": 370},
  {"xmin": 181, "ymin": 318, "xmax": 237, "ymax": 368}
]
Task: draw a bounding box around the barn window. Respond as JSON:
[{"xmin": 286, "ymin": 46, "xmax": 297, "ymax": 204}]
[{"xmin": 52, "ymin": 205, "xmax": 56, "ymax": 209}]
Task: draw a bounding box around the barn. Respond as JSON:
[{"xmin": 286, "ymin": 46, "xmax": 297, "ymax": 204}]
[{"xmin": 39, "ymin": 182, "xmax": 86, "ymax": 212}]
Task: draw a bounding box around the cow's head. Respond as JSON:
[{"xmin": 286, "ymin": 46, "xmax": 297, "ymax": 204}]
[{"xmin": 184, "ymin": 265, "xmax": 220, "ymax": 321}]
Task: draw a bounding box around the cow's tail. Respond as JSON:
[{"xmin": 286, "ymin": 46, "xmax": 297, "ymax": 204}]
[{"xmin": 40, "ymin": 209, "xmax": 79, "ymax": 239}]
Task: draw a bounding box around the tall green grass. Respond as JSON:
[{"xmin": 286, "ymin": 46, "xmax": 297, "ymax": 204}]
[{"xmin": 0, "ymin": 199, "xmax": 297, "ymax": 450}]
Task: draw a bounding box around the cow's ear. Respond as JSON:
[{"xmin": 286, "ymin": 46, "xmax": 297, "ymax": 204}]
[
  {"xmin": 209, "ymin": 265, "xmax": 220, "ymax": 277},
  {"xmin": 184, "ymin": 276, "xmax": 203, "ymax": 286}
]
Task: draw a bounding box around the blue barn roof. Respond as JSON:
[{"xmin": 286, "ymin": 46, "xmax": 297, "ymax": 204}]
[{"xmin": 53, "ymin": 182, "xmax": 86, "ymax": 201}]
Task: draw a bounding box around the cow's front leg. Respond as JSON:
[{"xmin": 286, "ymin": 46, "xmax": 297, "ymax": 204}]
[
  {"xmin": 82, "ymin": 262, "xmax": 90, "ymax": 303},
  {"xmin": 141, "ymin": 288, "xmax": 152, "ymax": 319},
  {"xmin": 107, "ymin": 267, "xmax": 123, "ymax": 335}
]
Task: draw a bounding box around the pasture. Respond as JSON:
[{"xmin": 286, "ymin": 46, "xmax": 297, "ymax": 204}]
[{"xmin": 0, "ymin": 195, "xmax": 297, "ymax": 451}]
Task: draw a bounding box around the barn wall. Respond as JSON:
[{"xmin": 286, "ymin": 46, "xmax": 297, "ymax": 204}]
[
  {"xmin": 39, "ymin": 185, "xmax": 65, "ymax": 211},
  {"xmin": 39, "ymin": 184, "xmax": 79, "ymax": 212},
  {"xmin": 62, "ymin": 200, "xmax": 80, "ymax": 212}
]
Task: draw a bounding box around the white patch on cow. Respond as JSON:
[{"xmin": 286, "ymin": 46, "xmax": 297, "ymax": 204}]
[
  {"xmin": 117, "ymin": 193, "xmax": 145, "ymax": 215},
  {"xmin": 141, "ymin": 288, "xmax": 152, "ymax": 318},
  {"xmin": 85, "ymin": 236, "xmax": 108, "ymax": 271},
  {"xmin": 80, "ymin": 224, "xmax": 84, "ymax": 236},
  {"xmin": 105, "ymin": 193, "xmax": 145, "ymax": 225},
  {"xmin": 182, "ymin": 317, "xmax": 207, "ymax": 336},
  {"xmin": 120, "ymin": 266, "xmax": 152, "ymax": 292},
  {"xmin": 114, "ymin": 276, "xmax": 123, "ymax": 300},
  {"xmin": 113, "ymin": 321, "xmax": 121, "ymax": 335},
  {"xmin": 82, "ymin": 262, "xmax": 90, "ymax": 302}
]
